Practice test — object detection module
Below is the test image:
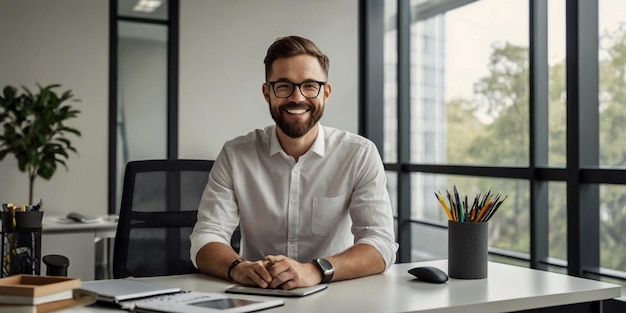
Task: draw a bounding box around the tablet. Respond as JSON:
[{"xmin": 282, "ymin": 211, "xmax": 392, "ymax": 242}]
[
  {"xmin": 133, "ymin": 291, "xmax": 284, "ymax": 313},
  {"xmin": 225, "ymin": 284, "xmax": 328, "ymax": 297}
]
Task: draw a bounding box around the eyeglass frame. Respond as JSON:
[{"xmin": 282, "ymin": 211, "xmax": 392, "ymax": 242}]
[{"xmin": 266, "ymin": 80, "xmax": 327, "ymax": 98}]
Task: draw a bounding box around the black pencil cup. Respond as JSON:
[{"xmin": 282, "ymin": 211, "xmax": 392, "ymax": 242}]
[
  {"xmin": 448, "ymin": 220, "xmax": 488, "ymax": 279},
  {"xmin": 0, "ymin": 211, "xmax": 44, "ymax": 277}
]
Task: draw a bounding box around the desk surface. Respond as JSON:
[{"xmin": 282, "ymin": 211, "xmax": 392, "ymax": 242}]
[
  {"xmin": 59, "ymin": 259, "xmax": 621, "ymax": 313},
  {"xmin": 42, "ymin": 216, "xmax": 118, "ymax": 233},
  {"xmin": 41, "ymin": 215, "xmax": 118, "ymax": 280}
]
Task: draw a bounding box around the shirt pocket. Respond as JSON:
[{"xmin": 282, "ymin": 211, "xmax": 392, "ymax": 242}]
[{"xmin": 312, "ymin": 193, "xmax": 350, "ymax": 236}]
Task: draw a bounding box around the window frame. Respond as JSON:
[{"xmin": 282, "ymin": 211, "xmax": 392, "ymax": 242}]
[
  {"xmin": 359, "ymin": 0, "xmax": 625, "ymax": 296},
  {"xmin": 108, "ymin": 0, "xmax": 180, "ymax": 215}
]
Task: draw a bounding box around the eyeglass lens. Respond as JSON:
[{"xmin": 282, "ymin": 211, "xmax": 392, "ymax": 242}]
[{"xmin": 273, "ymin": 82, "xmax": 322, "ymax": 98}]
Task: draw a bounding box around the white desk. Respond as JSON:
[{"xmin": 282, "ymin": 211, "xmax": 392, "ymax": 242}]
[
  {"xmin": 57, "ymin": 259, "xmax": 620, "ymax": 313},
  {"xmin": 42, "ymin": 216, "xmax": 117, "ymax": 237},
  {"xmin": 41, "ymin": 216, "xmax": 117, "ymax": 281}
]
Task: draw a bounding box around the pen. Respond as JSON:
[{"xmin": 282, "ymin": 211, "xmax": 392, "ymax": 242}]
[
  {"xmin": 478, "ymin": 190, "xmax": 490, "ymax": 210},
  {"xmin": 32, "ymin": 199, "xmax": 43, "ymax": 211},
  {"xmin": 436, "ymin": 187, "xmax": 507, "ymax": 222},
  {"xmin": 463, "ymin": 195, "xmax": 469, "ymax": 222},
  {"xmin": 469, "ymin": 196, "xmax": 479, "ymax": 222},
  {"xmin": 453, "ymin": 185, "xmax": 463, "ymax": 222}
]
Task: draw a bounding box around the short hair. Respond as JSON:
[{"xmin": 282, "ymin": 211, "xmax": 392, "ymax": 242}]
[{"xmin": 263, "ymin": 35, "xmax": 330, "ymax": 81}]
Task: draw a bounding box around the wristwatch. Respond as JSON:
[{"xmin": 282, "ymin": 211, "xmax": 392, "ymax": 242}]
[
  {"xmin": 227, "ymin": 257, "xmax": 245, "ymax": 281},
  {"xmin": 312, "ymin": 258, "xmax": 334, "ymax": 284}
]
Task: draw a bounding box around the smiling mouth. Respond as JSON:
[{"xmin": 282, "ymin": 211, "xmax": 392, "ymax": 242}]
[{"xmin": 285, "ymin": 108, "xmax": 309, "ymax": 114}]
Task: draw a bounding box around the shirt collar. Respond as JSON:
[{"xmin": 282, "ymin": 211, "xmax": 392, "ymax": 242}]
[{"xmin": 269, "ymin": 124, "xmax": 326, "ymax": 158}]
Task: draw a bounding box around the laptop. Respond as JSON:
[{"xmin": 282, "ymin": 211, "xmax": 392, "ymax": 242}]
[
  {"xmin": 225, "ymin": 284, "xmax": 328, "ymax": 297},
  {"xmin": 79, "ymin": 279, "xmax": 182, "ymax": 305}
]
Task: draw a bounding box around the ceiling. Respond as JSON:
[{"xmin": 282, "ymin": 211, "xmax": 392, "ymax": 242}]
[
  {"xmin": 118, "ymin": 0, "xmax": 168, "ymax": 21},
  {"xmin": 117, "ymin": 0, "xmax": 168, "ymax": 42}
]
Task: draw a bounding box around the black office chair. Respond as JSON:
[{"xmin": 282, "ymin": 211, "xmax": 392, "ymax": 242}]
[{"xmin": 113, "ymin": 159, "xmax": 217, "ymax": 278}]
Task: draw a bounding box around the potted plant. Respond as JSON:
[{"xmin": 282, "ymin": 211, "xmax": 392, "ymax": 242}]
[{"xmin": 0, "ymin": 84, "xmax": 81, "ymax": 205}]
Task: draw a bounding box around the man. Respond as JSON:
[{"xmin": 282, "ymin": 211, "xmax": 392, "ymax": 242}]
[{"xmin": 190, "ymin": 35, "xmax": 398, "ymax": 290}]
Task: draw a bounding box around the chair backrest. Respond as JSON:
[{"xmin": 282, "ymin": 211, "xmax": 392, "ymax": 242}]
[{"xmin": 113, "ymin": 159, "xmax": 214, "ymax": 278}]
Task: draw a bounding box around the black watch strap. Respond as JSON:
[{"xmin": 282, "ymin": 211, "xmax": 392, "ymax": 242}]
[
  {"xmin": 313, "ymin": 258, "xmax": 334, "ymax": 284},
  {"xmin": 227, "ymin": 257, "xmax": 245, "ymax": 281}
]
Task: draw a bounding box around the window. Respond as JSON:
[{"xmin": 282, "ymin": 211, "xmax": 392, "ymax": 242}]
[
  {"xmin": 383, "ymin": 0, "xmax": 398, "ymax": 163},
  {"xmin": 368, "ymin": 0, "xmax": 626, "ymax": 300},
  {"xmin": 547, "ymin": 1, "xmax": 566, "ymax": 168},
  {"xmin": 599, "ymin": 0, "xmax": 626, "ymax": 168},
  {"xmin": 409, "ymin": 0, "xmax": 529, "ymax": 166}
]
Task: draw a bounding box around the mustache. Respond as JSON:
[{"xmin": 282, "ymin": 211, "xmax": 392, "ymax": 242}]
[{"xmin": 280, "ymin": 101, "xmax": 314, "ymax": 111}]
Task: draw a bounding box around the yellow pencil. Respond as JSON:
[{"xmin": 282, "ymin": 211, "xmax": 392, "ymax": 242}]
[{"xmin": 435, "ymin": 192, "xmax": 453, "ymax": 221}]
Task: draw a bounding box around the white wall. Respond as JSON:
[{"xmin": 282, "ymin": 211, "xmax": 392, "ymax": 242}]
[
  {"xmin": 178, "ymin": 0, "xmax": 359, "ymax": 159},
  {"xmin": 0, "ymin": 0, "xmax": 108, "ymax": 217},
  {"xmin": 0, "ymin": 0, "xmax": 359, "ymax": 216}
]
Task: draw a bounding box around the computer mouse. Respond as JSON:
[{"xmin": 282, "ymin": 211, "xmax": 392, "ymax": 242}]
[
  {"xmin": 66, "ymin": 212, "xmax": 102, "ymax": 223},
  {"xmin": 408, "ymin": 266, "xmax": 448, "ymax": 284}
]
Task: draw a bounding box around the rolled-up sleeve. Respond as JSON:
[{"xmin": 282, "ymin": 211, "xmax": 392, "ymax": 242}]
[
  {"xmin": 349, "ymin": 142, "xmax": 398, "ymax": 271},
  {"xmin": 190, "ymin": 149, "xmax": 240, "ymax": 268}
]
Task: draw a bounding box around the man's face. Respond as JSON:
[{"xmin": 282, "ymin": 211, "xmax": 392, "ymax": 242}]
[{"xmin": 263, "ymin": 55, "xmax": 331, "ymax": 138}]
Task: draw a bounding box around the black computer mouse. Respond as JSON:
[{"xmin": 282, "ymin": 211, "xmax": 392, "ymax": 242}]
[{"xmin": 408, "ymin": 266, "xmax": 448, "ymax": 284}]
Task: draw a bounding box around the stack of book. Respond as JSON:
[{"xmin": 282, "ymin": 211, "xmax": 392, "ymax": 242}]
[{"xmin": 0, "ymin": 274, "xmax": 95, "ymax": 313}]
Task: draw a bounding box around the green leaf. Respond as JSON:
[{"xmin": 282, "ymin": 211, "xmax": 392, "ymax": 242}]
[
  {"xmin": 2, "ymin": 85, "xmax": 18, "ymax": 100},
  {"xmin": 38, "ymin": 161, "xmax": 55, "ymax": 180},
  {"xmin": 0, "ymin": 83, "xmax": 81, "ymax": 199},
  {"xmin": 59, "ymin": 127, "xmax": 81, "ymax": 136}
]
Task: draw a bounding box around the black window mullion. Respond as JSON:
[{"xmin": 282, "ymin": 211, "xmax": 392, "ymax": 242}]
[
  {"xmin": 577, "ymin": 0, "xmax": 601, "ymax": 279},
  {"xmin": 565, "ymin": 0, "xmax": 600, "ymax": 278},
  {"xmin": 529, "ymin": 0, "xmax": 550, "ymax": 270},
  {"xmin": 396, "ymin": 0, "xmax": 412, "ymax": 263},
  {"xmin": 358, "ymin": 0, "xmax": 385, "ymax": 154}
]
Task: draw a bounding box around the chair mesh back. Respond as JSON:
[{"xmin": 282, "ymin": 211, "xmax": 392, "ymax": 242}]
[{"xmin": 113, "ymin": 160, "xmax": 213, "ymax": 278}]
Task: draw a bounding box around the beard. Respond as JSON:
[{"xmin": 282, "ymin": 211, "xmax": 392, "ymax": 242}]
[{"xmin": 269, "ymin": 100, "xmax": 324, "ymax": 138}]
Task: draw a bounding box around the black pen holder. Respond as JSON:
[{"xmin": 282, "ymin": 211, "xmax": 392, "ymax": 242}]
[
  {"xmin": 448, "ymin": 220, "xmax": 488, "ymax": 279},
  {"xmin": 1, "ymin": 211, "xmax": 43, "ymax": 231},
  {"xmin": 0, "ymin": 211, "xmax": 43, "ymax": 277}
]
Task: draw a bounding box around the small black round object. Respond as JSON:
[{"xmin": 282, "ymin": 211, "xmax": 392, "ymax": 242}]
[{"xmin": 43, "ymin": 254, "xmax": 70, "ymax": 277}]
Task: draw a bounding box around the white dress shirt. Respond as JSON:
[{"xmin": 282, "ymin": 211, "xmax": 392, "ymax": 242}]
[{"xmin": 190, "ymin": 124, "xmax": 398, "ymax": 270}]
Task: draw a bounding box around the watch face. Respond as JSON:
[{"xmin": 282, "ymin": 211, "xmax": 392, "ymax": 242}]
[
  {"xmin": 314, "ymin": 258, "xmax": 334, "ymax": 284},
  {"xmin": 317, "ymin": 258, "xmax": 333, "ymax": 272}
]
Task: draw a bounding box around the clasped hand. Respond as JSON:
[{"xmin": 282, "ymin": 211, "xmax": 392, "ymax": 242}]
[{"xmin": 230, "ymin": 255, "xmax": 321, "ymax": 289}]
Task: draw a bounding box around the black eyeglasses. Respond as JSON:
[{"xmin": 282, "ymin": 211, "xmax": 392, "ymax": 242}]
[{"xmin": 267, "ymin": 81, "xmax": 326, "ymax": 98}]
